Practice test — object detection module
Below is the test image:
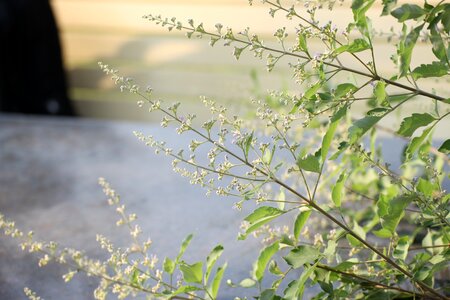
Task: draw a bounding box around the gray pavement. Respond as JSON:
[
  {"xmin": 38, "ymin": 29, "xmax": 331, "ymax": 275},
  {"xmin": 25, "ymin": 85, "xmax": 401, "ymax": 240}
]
[{"xmin": 0, "ymin": 114, "xmax": 268, "ymax": 299}]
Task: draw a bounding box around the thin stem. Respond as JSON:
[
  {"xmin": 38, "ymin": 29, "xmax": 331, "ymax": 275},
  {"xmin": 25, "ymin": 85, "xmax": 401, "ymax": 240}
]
[
  {"xmin": 265, "ymin": 0, "xmax": 375, "ymax": 75},
  {"xmin": 134, "ymin": 91, "xmax": 447, "ymax": 299},
  {"xmin": 317, "ymin": 264, "xmax": 440, "ymax": 299},
  {"xmin": 271, "ymin": 120, "xmax": 312, "ymax": 199},
  {"xmin": 147, "ymin": 18, "xmax": 448, "ymax": 103}
]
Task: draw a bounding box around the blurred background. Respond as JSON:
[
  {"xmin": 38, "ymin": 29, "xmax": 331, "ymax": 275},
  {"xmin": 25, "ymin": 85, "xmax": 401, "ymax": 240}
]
[{"xmin": 1, "ymin": 0, "xmax": 446, "ymax": 122}]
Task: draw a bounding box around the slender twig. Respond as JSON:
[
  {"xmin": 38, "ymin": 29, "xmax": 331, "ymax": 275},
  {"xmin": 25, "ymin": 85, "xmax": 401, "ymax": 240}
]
[
  {"xmin": 146, "ymin": 18, "xmax": 448, "ymax": 103},
  {"xmin": 132, "ymin": 89, "xmax": 448, "ymax": 299},
  {"xmin": 317, "ymin": 264, "xmax": 440, "ymax": 299}
]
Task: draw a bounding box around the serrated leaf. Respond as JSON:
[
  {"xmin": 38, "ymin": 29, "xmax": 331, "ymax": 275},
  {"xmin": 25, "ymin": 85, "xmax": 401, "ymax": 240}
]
[
  {"xmin": 296, "ymin": 263, "xmax": 318, "ymax": 299},
  {"xmin": 297, "ymin": 152, "xmax": 321, "ymax": 173},
  {"xmin": 349, "ymin": 115, "xmax": 383, "ymax": 144},
  {"xmin": 205, "ymin": 245, "xmax": 224, "ymax": 283},
  {"xmin": 397, "ymin": 113, "xmax": 436, "ymax": 137},
  {"xmin": 260, "ymin": 289, "xmax": 277, "ymax": 300},
  {"xmin": 405, "ymin": 126, "xmax": 433, "ymax": 159},
  {"xmin": 352, "ymin": 0, "xmax": 375, "ymax": 38},
  {"xmin": 268, "ymin": 260, "xmax": 283, "ymax": 276},
  {"xmin": 163, "ymin": 257, "xmax": 176, "ymax": 275},
  {"xmin": 442, "ymin": 5, "xmax": 450, "ymax": 32},
  {"xmin": 332, "ymin": 173, "xmax": 348, "ymax": 207},
  {"xmin": 375, "ymin": 194, "xmax": 413, "ymax": 237},
  {"xmin": 373, "ymin": 81, "xmax": 386, "ymax": 105},
  {"xmin": 321, "ymin": 105, "xmax": 348, "ymax": 162},
  {"xmin": 283, "ymin": 246, "xmax": 320, "ymax": 269},
  {"xmin": 337, "ymin": 38, "xmax": 371, "ymax": 54},
  {"xmin": 393, "ymin": 236, "xmax": 410, "ymax": 261},
  {"xmin": 240, "ymin": 207, "xmax": 286, "ymax": 240},
  {"xmin": 334, "ymin": 83, "xmax": 358, "ymax": 98},
  {"xmin": 417, "ymin": 178, "xmax": 438, "ymax": 198},
  {"xmin": 243, "ymin": 132, "xmax": 254, "ymax": 160},
  {"xmin": 297, "ymin": 33, "xmax": 308, "ymax": 53},
  {"xmin": 180, "ymin": 262, "xmax": 203, "ymax": 284},
  {"xmin": 412, "ymin": 62, "xmax": 448, "ymax": 80},
  {"xmin": 254, "ymin": 241, "xmax": 280, "ymax": 282},
  {"xmin": 381, "ymin": 0, "xmax": 397, "ymax": 16},
  {"xmin": 283, "ymin": 263, "xmax": 318, "ymax": 300},
  {"xmin": 210, "ymin": 263, "xmax": 227, "ymax": 298},
  {"xmin": 304, "ymin": 81, "xmax": 322, "ymax": 100},
  {"xmin": 391, "ymin": 4, "xmax": 426, "ymax": 21},
  {"xmin": 438, "ymin": 139, "xmax": 450, "ymax": 154},
  {"xmin": 397, "ymin": 24, "xmax": 423, "ymax": 77},
  {"xmin": 366, "ymin": 107, "xmax": 390, "ymax": 117},
  {"xmin": 321, "ymin": 121, "xmax": 338, "ymax": 162},
  {"xmin": 430, "ymin": 21, "xmax": 447, "ymax": 62},
  {"xmin": 334, "ymin": 258, "xmax": 359, "ymax": 271},
  {"xmin": 294, "ymin": 210, "xmax": 312, "ymax": 241},
  {"xmin": 176, "ymin": 234, "xmax": 194, "ymax": 262}
]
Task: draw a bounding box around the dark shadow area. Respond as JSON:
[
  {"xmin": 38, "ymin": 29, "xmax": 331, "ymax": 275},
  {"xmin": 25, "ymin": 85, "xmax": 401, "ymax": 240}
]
[{"xmin": 0, "ymin": 0, "xmax": 74, "ymax": 116}]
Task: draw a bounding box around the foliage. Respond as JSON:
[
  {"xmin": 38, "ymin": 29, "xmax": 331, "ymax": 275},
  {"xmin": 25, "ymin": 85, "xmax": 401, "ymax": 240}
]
[{"xmin": 1, "ymin": 0, "xmax": 450, "ymax": 299}]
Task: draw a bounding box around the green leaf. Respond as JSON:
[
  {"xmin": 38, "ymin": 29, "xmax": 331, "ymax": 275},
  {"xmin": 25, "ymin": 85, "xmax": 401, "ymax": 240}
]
[
  {"xmin": 284, "ymin": 246, "xmax": 320, "ymax": 269},
  {"xmin": 254, "ymin": 241, "xmax": 280, "ymax": 282},
  {"xmin": 366, "ymin": 107, "xmax": 390, "ymax": 117},
  {"xmin": 438, "ymin": 139, "xmax": 450, "ymax": 154},
  {"xmin": 373, "ymin": 228, "xmax": 393, "ymax": 238},
  {"xmin": 176, "ymin": 234, "xmax": 194, "ymax": 262},
  {"xmin": 210, "ymin": 263, "xmax": 227, "ymax": 299},
  {"xmin": 412, "ymin": 62, "xmax": 448, "ymax": 80},
  {"xmin": 205, "ymin": 245, "xmax": 224, "ymax": 283},
  {"xmin": 417, "ymin": 178, "xmax": 438, "ymax": 198},
  {"xmin": 335, "ymin": 39, "xmax": 371, "ymax": 54},
  {"xmin": 346, "ymin": 221, "xmax": 366, "ymax": 247},
  {"xmin": 397, "ymin": 24, "xmax": 423, "ymax": 77},
  {"xmin": 393, "ymin": 236, "xmax": 410, "ymax": 261},
  {"xmin": 321, "ymin": 105, "xmax": 348, "ymax": 162},
  {"xmin": 268, "ymin": 260, "xmax": 283, "ymax": 276},
  {"xmin": 243, "ymin": 132, "xmax": 254, "ymax": 160},
  {"xmin": 373, "ymin": 81, "xmax": 387, "ymax": 105},
  {"xmin": 297, "ymin": 33, "xmax": 308, "ymax": 53},
  {"xmin": 381, "ymin": 0, "xmax": 397, "ymax": 16},
  {"xmin": 405, "ymin": 126, "xmax": 433, "ymax": 159},
  {"xmin": 334, "ymin": 83, "xmax": 358, "ymax": 98},
  {"xmin": 166, "ymin": 286, "xmax": 201, "ymax": 298},
  {"xmin": 332, "ymin": 173, "xmax": 348, "ymax": 207},
  {"xmin": 180, "ymin": 262, "xmax": 203, "ymax": 284},
  {"xmin": 163, "ymin": 257, "xmax": 176, "ymax": 275},
  {"xmin": 377, "ymin": 184, "xmax": 399, "ymax": 218},
  {"xmin": 352, "ymin": 0, "xmax": 375, "ymax": 38},
  {"xmin": 294, "ymin": 210, "xmax": 312, "ymax": 241},
  {"xmin": 297, "ymin": 152, "xmax": 321, "ymax": 173},
  {"xmin": 296, "ymin": 263, "xmax": 318, "ymax": 299},
  {"xmin": 442, "ymin": 5, "xmax": 450, "ymax": 32},
  {"xmin": 374, "ymin": 194, "xmax": 413, "ymax": 237},
  {"xmin": 349, "ymin": 115, "xmax": 383, "ymax": 144},
  {"xmin": 304, "ymin": 81, "xmax": 322, "ymax": 100},
  {"xmin": 430, "ymin": 21, "xmax": 447, "ymax": 62},
  {"xmin": 260, "ymin": 289, "xmax": 277, "ymax": 300},
  {"xmin": 240, "ymin": 207, "xmax": 286, "ymax": 240},
  {"xmin": 397, "ymin": 113, "xmax": 436, "ymax": 137},
  {"xmin": 391, "ymin": 4, "xmax": 426, "ymax": 21},
  {"xmin": 321, "ymin": 121, "xmax": 338, "ymax": 162},
  {"xmin": 334, "ymin": 258, "xmax": 359, "ymax": 271},
  {"xmin": 283, "ymin": 262, "xmax": 318, "ymax": 300}
]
